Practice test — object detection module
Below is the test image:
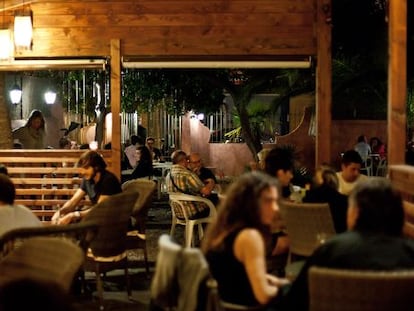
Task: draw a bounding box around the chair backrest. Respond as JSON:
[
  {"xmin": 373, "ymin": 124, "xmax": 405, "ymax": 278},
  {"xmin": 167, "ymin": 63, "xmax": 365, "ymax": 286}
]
[
  {"xmin": 376, "ymin": 158, "xmax": 388, "ymax": 176},
  {"xmin": 0, "ymin": 237, "xmax": 84, "ymax": 293},
  {"xmin": 82, "ymin": 191, "xmax": 139, "ymax": 257},
  {"xmin": 0, "ymin": 221, "xmax": 99, "ymax": 257},
  {"xmin": 169, "ymin": 193, "xmax": 217, "ymax": 220},
  {"xmin": 122, "ymin": 179, "xmax": 157, "ymax": 232},
  {"xmin": 150, "ymin": 234, "xmax": 210, "ymax": 311},
  {"xmin": 280, "ymin": 201, "xmax": 336, "ymax": 257},
  {"xmin": 309, "ymin": 266, "xmax": 414, "ymax": 311}
]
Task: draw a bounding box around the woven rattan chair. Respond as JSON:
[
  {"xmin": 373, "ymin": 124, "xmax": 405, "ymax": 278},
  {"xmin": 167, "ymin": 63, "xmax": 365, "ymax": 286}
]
[
  {"xmin": 122, "ymin": 179, "xmax": 157, "ymax": 275},
  {"xmin": 0, "ymin": 221, "xmax": 99, "ymax": 257},
  {"xmin": 0, "ymin": 236, "xmax": 84, "ymax": 293},
  {"xmin": 169, "ymin": 193, "xmax": 217, "ymax": 247},
  {"xmin": 309, "ymin": 266, "xmax": 414, "ymax": 311},
  {"xmin": 82, "ymin": 191, "xmax": 139, "ymax": 310},
  {"xmin": 279, "ymin": 201, "xmax": 336, "ymax": 280}
]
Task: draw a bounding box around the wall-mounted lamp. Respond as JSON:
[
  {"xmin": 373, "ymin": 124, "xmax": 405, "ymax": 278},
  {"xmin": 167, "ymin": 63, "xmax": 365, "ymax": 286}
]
[
  {"xmin": 14, "ymin": 11, "xmax": 33, "ymax": 50},
  {"xmin": 44, "ymin": 90, "xmax": 56, "ymax": 105},
  {"xmin": 9, "ymin": 83, "xmax": 22, "ymax": 104}
]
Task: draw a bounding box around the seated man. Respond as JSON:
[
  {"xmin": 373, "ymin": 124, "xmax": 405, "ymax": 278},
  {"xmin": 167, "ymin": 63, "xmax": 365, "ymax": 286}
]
[
  {"xmin": 281, "ymin": 177, "xmax": 414, "ymax": 310},
  {"xmin": 263, "ymin": 147, "xmax": 294, "ymax": 199},
  {"xmin": 52, "ymin": 150, "xmax": 122, "ymax": 225},
  {"xmin": 263, "ymin": 147, "xmax": 295, "ymax": 256},
  {"xmin": 0, "ymin": 174, "xmax": 41, "ymax": 236},
  {"xmin": 188, "ymin": 152, "xmax": 219, "ymax": 205},
  {"xmin": 354, "ymin": 134, "xmax": 371, "ymax": 162},
  {"xmin": 146, "ymin": 137, "xmax": 162, "ymax": 161},
  {"xmin": 336, "ymin": 150, "xmax": 368, "ymax": 195},
  {"xmin": 188, "ymin": 152, "xmax": 216, "ymax": 188},
  {"xmin": 166, "ymin": 150, "xmax": 215, "ymax": 219}
]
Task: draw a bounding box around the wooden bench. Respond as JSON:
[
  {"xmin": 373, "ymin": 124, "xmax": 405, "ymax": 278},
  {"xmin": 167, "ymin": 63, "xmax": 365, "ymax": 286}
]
[{"xmin": 0, "ymin": 150, "xmax": 112, "ymax": 223}]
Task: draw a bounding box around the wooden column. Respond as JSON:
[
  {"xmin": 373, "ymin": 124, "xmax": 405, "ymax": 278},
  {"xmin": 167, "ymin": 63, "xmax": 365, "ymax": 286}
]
[
  {"xmin": 110, "ymin": 39, "xmax": 121, "ymax": 179},
  {"xmin": 388, "ymin": 0, "xmax": 407, "ymax": 165},
  {"xmin": 315, "ymin": 0, "xmax": 332, "ymax": 168}
]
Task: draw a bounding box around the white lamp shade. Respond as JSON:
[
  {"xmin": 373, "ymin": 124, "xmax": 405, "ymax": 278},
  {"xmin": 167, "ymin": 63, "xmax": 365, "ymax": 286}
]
[
  {"xmin": 9, "ymin": 87, "xmax": 22, "ymax": 104},
  {"xmin": 0, "ymin": 29, "xmax": 13, "ymax": 61},
  {"xmin": 89, "ymin": 141, "xmax": 98, "ymax": 150},
  {"xmin": 44, "ymin": 90, "xmax": 57, "ymax": 105},
  {"xmin": 14, "ymin": 15, "xmax": 33, "ymax": 49}
]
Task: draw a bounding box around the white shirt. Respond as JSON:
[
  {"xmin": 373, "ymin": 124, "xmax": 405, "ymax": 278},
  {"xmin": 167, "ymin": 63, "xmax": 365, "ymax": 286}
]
[
  {"xmin": 124, "ymin": 144, "xmax": 139, "ymax": 168},
  {"xmin": 336, "ymin": 172, "xmax": 369, "ymax": 196},
  {"xmin": 0, "ymin": 204, "xmax": 42, "ymax": 236},
  {"xmin": 354, "ymin": 142, "xmax": 372, "ymax": 162}
]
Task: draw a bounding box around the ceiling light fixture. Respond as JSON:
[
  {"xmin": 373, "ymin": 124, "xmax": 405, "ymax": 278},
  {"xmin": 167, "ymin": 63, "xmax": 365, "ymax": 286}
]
[
  {"xmin": 14, "ymin": 0, "xmax": 32, "ymax": 50},
  {"xmin": 0, "ymin": 0, "xmax": 13, "ymax": 61}
]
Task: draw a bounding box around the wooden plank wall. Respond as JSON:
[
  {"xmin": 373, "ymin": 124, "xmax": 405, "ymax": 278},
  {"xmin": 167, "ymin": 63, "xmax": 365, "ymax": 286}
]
[
  {"xmin": 2, "ymin": 0, "xmax": 317, "ymax": 58},
  {"xmin": 0, "ymin": 150, "xmax": 112, "ymax": 222}
]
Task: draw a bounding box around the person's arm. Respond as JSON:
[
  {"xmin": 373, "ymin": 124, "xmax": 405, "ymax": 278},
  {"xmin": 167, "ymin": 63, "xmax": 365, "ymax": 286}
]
[
  {"xmin": 51, "ymin": 188, "xmax": 86, "ymax": 225},
  {"xmin": 234, "ymin": 228, "xmax": 289, "ymax": 305},
  {"xmin": 59, "ymin": 188, "xmax": 86, "ymax": 214}
]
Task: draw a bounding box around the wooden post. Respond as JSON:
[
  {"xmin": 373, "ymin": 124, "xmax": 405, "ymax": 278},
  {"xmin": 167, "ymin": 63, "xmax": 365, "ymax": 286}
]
[
  {"xmin": 388, "ymin": 0, "xmax": 407, "ymax": 165},
  {"xmin": 110, "ymin": 39, "xmax": 121, "ymax": 180},
  {"xmin": 316, "ymin": 0, "xmax": 332, "ymax": 168}
]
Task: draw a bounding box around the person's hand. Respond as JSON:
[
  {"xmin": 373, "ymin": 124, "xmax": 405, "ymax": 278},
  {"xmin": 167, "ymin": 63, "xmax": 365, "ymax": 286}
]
[
  {"xmin": 266, "ymin": 274, "xmax": 290, "ymax": 287},
  {"xmin": 57, "ymin": 213, "xmax": 75, "ymax": 225},
  {"xmin": 51, "ymin": 210, "xmax": 60, "ymax": 225}
]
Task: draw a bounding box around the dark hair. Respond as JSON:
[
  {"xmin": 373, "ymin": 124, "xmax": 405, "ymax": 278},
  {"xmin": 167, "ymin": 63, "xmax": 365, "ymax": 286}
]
[
  {"xmin": 264, "ymin": 147, "xmax": 294, "ymax": 176},
  {"xmin": 137, "ymin": 145, "xmax": 152, "ymax": 164},
  {"xmin": 320, "ymin": 165, "xmax": 339, "ymax": 190},
  {"xmin": 77, "ymin": 150, "xmax": 107, "ymax": 172},
  {"xmin": 0, "ymin": 174, "xmax": 15, "ymax": 205},
  {"xmin": 341, "ymin": 150, "xmax": 363, "ymax": 166},
  {"xmin": 25, "ymin": 109, "xmax": 45, "ymax": 130},
  {"xmin": 370, "ymin": 137, "xmax": 382, "ymax": 147},
  {"xmin": 130, "ymin": 135, "xmax": 139, "ymax": 146},
  {"xmin": 202, "ymin": 171, "xmax": 279, "ymax": 253},
  {"xmin": 146, "ymin": 137, "xmax": 155, "ymax": 143},
  {"xmin": 171, "ymin": 150, "xmax": 187, "ymax": 164},
  {"xmin": 357, "ymin": 135, "xmax": 366, "ymax": 143},
  {"xmin": 350, "ymin": 177, "xmax": 404, "ymax": 236},
  {"xmin": 0, "ymin": 164, "xmax": 8, "ymax": 176}
]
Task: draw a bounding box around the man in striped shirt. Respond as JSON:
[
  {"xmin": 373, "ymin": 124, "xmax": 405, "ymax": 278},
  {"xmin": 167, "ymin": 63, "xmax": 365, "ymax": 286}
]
[{"xmin": 166, "ymin": 150, "xmax": 215, "ymax": 219}]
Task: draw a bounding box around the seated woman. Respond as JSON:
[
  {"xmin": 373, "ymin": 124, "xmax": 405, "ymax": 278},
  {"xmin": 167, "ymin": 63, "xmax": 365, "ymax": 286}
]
[
  {"xmin": 303, "ymin": 165, "xmax": 348, "ymax": 233},
  {"xmin": 130, "ymin": 145, "xmax": 153, "ymax": 179},
  {"xmin": 202, "ymin": 171, "xmax": 289, "ymax": 308}
]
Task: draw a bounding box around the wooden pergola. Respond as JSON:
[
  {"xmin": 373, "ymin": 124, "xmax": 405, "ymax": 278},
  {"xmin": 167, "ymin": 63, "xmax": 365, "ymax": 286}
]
[{"xmin": 0, "ymin": 0, "xmax": 408, "ymax": 184}]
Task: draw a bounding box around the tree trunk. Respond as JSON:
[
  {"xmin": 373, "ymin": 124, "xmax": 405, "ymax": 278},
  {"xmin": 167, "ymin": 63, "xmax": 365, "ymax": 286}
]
[
  {"xmin": 0, "ymin": 73, "xmax": 13, "ymax": 149},
  {"xmin": 233, "ymin": 94, "xmax": 262, "ymax": 162}
]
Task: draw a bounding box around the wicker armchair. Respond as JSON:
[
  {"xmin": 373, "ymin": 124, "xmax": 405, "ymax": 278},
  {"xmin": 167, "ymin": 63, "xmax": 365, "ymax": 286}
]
[
  {"xmin": 309, "ymin": 266, "xmax": 414, "ymax": 311},
  {"xmin": 122, "ymin": 179, "xmax": 157, "ymax": 275},
  {"xmin": 0, "ymin": 237, "xmax": 84, "ymax": 293},
  {"xmin": 82, "ymin": 191, "xmax": 139, "ymax": 309},
  {"xmin": 279, "ymin": 201, "xmax": 336, "ymax": 279},
  {"xmin": 0, "ymin": 221, "xmax": 99, "ymax": 257}
]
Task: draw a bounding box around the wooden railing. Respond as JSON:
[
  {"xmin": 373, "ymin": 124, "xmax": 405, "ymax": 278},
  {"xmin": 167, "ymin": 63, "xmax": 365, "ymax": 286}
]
[{"xmin": 0, "ymin": 150, "xmax": 112, "ymax": 222}]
